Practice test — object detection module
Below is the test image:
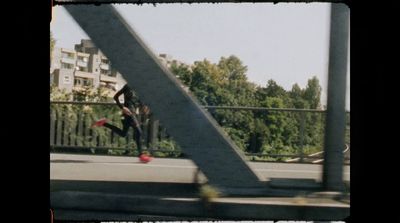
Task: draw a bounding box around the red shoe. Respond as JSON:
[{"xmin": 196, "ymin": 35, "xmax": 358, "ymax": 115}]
[
  {"xmin": 139, "ymin": 154, "xmax": 152, "ymax": 163},
  {"xmin": 91, "ymin": 118, "xmax": 107, "ymax": 128}
]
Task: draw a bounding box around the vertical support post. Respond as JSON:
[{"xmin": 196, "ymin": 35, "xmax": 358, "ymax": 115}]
[
  {"xmin": 148, "ymin": 116, "xmax": 159, "ymax": 151},
  {"xmin": 322, "ymin": 3, "xmax": 349, "ymax": 191},
  {"xmin": 299, "ymin": 112, "xmax": 305, "ymax": 163},
  {"xmin": 55, "ymin": 108, "xmax": 63, "ymax": 146},
  {"xmin": 76, "ymin": 112, "xmax": 84, "ymax": 147},
  {"xmin": 50, "ymin": 108, "xmax": 56, "ymax": 146},
  {"xmin": 83, "ymin": 114, "xmax": 91, "ymax": 148}
]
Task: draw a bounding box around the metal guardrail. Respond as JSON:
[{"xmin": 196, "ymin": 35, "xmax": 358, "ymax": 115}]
[
  {"xmin": 51, "ymin": 101, "xmax": 350, "ymax": 113},
  {"xmin": 51, "ymin": 100, "xmax": 333, "ymax": 113},
  {"xmin": 204, "ymin": 105, "xmax": 327, "ymax": 113},
  {"xmin": 204, "ymin": 105, "xmax": 349, "ymax": 164},
  {"xmin": 50, "ymin": 101, "xmax": 350, "ymax": 163},
  {"xmin": 50, "ymin": 100, "xmax": 117, "ymax": 105},
  {"xmin": 50, "ymin": 101, "xmax": 178, "ymax": 157},
  {"xmin": 284, "ymin": 144, "xmax": 350, "ymax": 164}
]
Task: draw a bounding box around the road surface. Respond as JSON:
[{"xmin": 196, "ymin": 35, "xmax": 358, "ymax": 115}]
[{"xmin": 50, "ymin": 153, "xmax": 350, "ymax": 183}]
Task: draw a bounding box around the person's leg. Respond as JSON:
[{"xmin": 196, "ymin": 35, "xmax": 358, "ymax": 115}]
[
  {"xmin": 104, "ymin": 117, "xmax": 131, "ymax": 155},
  {"xmin": 133, "ymin": 125, "xmax": 143, "ymax": 155},
  {"xmin": 128, "ymin": 114, "xmax": 151, "ymax": 162},
  {"xmin": 103, "ymin": 118, "xmax": 130, "ymax": 137},
  {"xmin": 127, "ymin": 114, "xmax": 143, "ymax": 155},
  {"xmin": 135, "ymin": 124, "xmax": 151, "ymax": 162},
  {"xmin": 91, "ymin": 118, "xmax": 107, "ymax": 127}
]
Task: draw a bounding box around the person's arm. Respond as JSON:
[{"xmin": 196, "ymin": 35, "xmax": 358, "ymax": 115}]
[
  {"xmin": 140, "ymin": 104, "xmax": 150, "ymax": 115},
  {"xmin": 113, "ymin": 85, "xmax": 125, "ymax": 109},
  {"xmin": 114, "ymin": 85, "xmax": 132, "ymax": 115},
  {"xmin": 134, "ymin": 97, "xmax": 150, "ymax": 115}
]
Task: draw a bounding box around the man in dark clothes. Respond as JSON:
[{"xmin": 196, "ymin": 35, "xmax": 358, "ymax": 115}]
[{"xmin": 92, "ymin": 84, "xmax": 151, "ymax": 163}]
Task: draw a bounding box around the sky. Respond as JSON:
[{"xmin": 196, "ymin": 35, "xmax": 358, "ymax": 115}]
[{"xmin": 50, "ymin": 3, "xmax": 350, "ymax": 110}]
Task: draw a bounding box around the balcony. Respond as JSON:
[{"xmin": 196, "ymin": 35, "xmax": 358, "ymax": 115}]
[
  {"xmin": 100, "ymin": 63, "xmax": 110, "ymax": 70},
  {"xmin": 100, "ymin": 74, "xmax": 117, "ymax": 83},
  {"xmin": 77, "ymin": 60, "xmax": 88, "ymax": 67},
  {"xmin": 75, "ymin": 70, "xmax": 95, "ymax": 79},
  {"xmin": 61, "ymin": 57, "xmax": 76, "ymax": 65},
  {"xmin": 77, "ymin": 52, "xmax": 90, "ymax": 58}
]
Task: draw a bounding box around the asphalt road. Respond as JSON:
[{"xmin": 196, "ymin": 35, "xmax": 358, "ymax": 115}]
[{"xmin": 50, "ymin": 153, "xmax": 350, "ymax": 183}]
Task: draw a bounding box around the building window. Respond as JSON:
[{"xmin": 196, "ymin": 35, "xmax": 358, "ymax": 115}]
[
  {"xmin": 74, "ymin": 78, "xmax": 81, "ymax": 86},
  {"xmin": 63, "ymin": 76, "xmax": 70, "ymax": 84},
  {"xmin": 61, "ymin": 52, "xmax": 74, "ymax": 59},
  {"xmin": 76, "ymin": 66, "xmax": 88, "ymax": 72},
  {"xmin": 77, "ymin": 56, "xmax": 89, "ymax": 63},
  {"xmin": 83, "ymin": 79, "xmax": 93, "ymax": 87},
  {"xmin": 74, "ymin": 78, "xmax": 93, "ymax": 87},
  {"xmin": 61, "ymin": 63, "xmax": 74, "ymax": 69}
]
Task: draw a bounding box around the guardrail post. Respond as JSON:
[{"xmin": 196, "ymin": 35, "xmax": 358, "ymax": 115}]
[
  {"xmin": 50, "ymin": 109, "xmax": 56, "ymax": 146},
  {"xmin": 148, "ymin": 115, "xmax": 159, "ymax": 151},
  {"xmin": 299, "ymin": 111, "xmax": 305, "ymax": 163},
  {"xmin": 55, "ymin": 108, "xmax": 63, "ymax": 146}
]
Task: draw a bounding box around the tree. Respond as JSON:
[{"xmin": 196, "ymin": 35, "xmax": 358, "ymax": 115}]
[
  {"xmin": 189, "ymin": 59, "xmax": 221, "ymax": 105},
  {"xmin": 300, "ymin": 77, "xmax": 324, "ymax": 150},
  {"xmin": 50, "ymin": 84, "xmax": 71, "ymax": 101},
  {"xmin": 170, "ymin": 62, "xmax": 192, "ymax": 87},
  {"xmin": 217, "ymin": 55, "xmax": 248, "ymax": 83},
  {"xmin": 303, "ymin": 76, "xmax": 322, "ymax": 109},
  {"xmin": 72, "ymin": 86, "xmax": 112, "ymax": 102},
  {"xmin": 263, "ymin": 80, "xmax": 288, "ymax": 98},
  {"xmin": 289, "ymin": 83, "xmax": 309, "ymax": 108},
  {"xmin": 50, "ymin": 31, "xmax": 56, "ymax": 60},
  {"xmin": 169, "ymin": 55, "xmax": 327, "ymax": 157}
]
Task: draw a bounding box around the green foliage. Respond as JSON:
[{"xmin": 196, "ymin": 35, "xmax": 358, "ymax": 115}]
[
  {"xmin": 302, "ymin": 145, "xmax": 322, "ymax": 155},
  {"xmin": 199, "ymin": 184, "xmax": 221, "ymax": 202},
  {"xmin": 50, "ymin": 85, "xmax": 72, "ymax": 101},
  {"xmin": 51, "ymin": 86, "xmax": 125, "ymax": 153},
  {"xmin": 72, "ymin": 86, "xmax": 113, "ymax": 102},
  {"xmin": 51, "ymin": 54, "xmax": 344, "ymax": 160},
  {"xmin": 170, "ymin": 63, "xmax": 192, "ymax": 86},
  {"xmin": 217, "ymin": 55, "xmax": 248, "ymax": 82},
  {"xmin": 303, "ymin": 76, "xmax": 322, "ymax": 109},
  {"xmin": 169, "ymin": 55, "xmax": 331, "ymax": 157},
  {"xmin": 50, "ymin": 85, "xmax": 186, "ymax": 157},
  {"xmin": 152, "ymin": 139, "xmax": 182, "ymax": 158},
  {"xmin": 50, "ymin": 31, "xmax": 56, "ymax": 60}
]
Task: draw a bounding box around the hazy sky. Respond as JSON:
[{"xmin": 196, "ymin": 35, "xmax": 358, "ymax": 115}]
[{"xmin": 50, "ymin": 3, "xmax": 350, "ymax": 110}]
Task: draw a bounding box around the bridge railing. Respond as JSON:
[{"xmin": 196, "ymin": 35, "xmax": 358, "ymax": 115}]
[
  {"xmin": 204, "ymin": 105, "xmax": 350, "ymax": 164},
  {"xmin": 50, "ymin": 100, "xmax": 180, "ymax": 157},
  {"xmin": 50, "ymin": 101, "xmax": 349, "ymax": 164}
]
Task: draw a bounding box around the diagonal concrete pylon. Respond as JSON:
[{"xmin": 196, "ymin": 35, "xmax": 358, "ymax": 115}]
[{"xmin": 65, "ymin": 5, "xmax": 264, "ymax": 189}]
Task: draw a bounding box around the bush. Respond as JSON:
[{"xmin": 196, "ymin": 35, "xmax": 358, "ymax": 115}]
[{"xmin": 199, "ymin": 184, "xmax": 221, "ymax": 202}]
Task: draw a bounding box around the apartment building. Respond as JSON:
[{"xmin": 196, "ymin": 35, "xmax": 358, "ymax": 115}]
[
  {"xmin": 50, "ymin": 39, "xmax": 189, "ymax": 97},
  {"xmin": 50, "ymin": 40, "xmax": 127, "ymax": 97}
]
